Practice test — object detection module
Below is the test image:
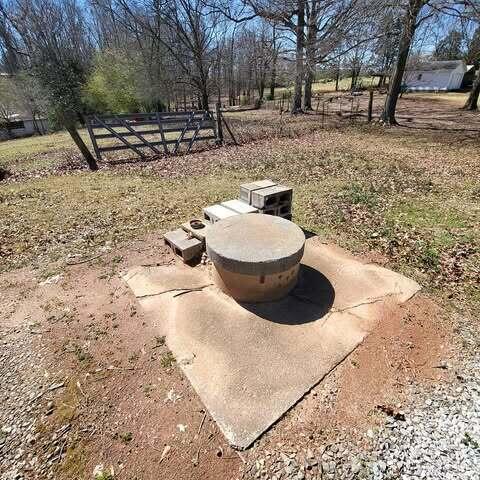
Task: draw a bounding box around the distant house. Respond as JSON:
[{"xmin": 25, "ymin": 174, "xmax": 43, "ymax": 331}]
[
  {"xmin": 403, "ymin": 60, "xmax": 467, "ymax": 91},
  {"xmin": 0, "ymin": 114, "xmax": 49, "ymax": 140}
]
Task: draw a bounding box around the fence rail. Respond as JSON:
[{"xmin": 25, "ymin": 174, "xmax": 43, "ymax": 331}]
[{"xmin": 86, "ymin": 110, "xmax": 217, "ymax": 160}]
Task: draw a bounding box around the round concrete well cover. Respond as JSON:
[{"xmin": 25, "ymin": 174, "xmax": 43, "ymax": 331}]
[{"xmin": 206, "ymin": 214, "xmax": 306, "ymax": 276}]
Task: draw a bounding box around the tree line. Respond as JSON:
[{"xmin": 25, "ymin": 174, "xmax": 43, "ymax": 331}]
[{"xmin": 0, "ymin": 0, "xmax": 479, "ymax": 170}]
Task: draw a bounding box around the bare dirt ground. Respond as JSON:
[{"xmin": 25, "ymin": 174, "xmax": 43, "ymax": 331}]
[
  {"xmin": 1, "ymin": 95, "xmax": 479, "ymax": 479},
  {"xmin": 1, "ymin": 234, "xmax": 455, "ymax": 480}
]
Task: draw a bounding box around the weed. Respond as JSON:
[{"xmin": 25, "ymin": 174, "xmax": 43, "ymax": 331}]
[
  {"xmin": 462, "ymin": 432, "xmax": 479, "ymax": 449},
  {"xmin": 128, "ymin": 351, "xmax": 139, "ymax": 363},
  {"xmin": 338, "ymin": 183, "xmax": 378, "ymax": 208},
  {"xmin": 73, "ymin": 344, "xmax": 92, "ymax": 363},
  {"xmin": 161, "ymin": 352, "xmax": 176, "ymax": 368},
  {"xmin": 119, "ymin": 431, "xmax": 133, "ymax": 443},
  {"xmin": 153, "ymin": 335, "xmax": 166, "ymax": 348},
  {"xmin": 143, "ymin": 384, "xmax": 154, "ymax": 397},
  {"xmin": 59, "ymin": 441, "xmax": 87, "ymax": 479}
]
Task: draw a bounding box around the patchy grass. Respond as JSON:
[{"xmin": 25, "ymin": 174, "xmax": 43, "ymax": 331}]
[
  {"xmin": 409, "ymin": 92, "xmax": 468, "ymax": 105},
  {"xmin": 161, "ymin": 351, "xmax": 176, "ymax": 368},
  {"xmin": 274, "ymin": 76, "xmax": 377, "ymax": 97},
  {"xmin": 0, "ymin": 130, "xmax": 89, "ymax": 175},
  {"xmin": 0, "ymin": 130, "xmax": 81, "ymax": 160},
  {"xmin": 1, "ymin": 111, "xmax": 479, "ymax": 314}
]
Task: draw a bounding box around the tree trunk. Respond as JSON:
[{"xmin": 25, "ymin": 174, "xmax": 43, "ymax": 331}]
[
  {"xmin": 350, "ymin": 67, "xmax": 356, "ymax": 90},
  {"xmin": 303, "ymin": 2, "xmax": 317, "ymax": 110},
  {"xmin": 65, "ymin": 122, "xmax": 98, "ymax": 171},
  {"xmin": 335, "ymin": 68, "xmax": 340, "ymax": 91},
  {"xmin": 304, "ymin": 72, "xmax": 313, "ymax": 110},
  {"xmin": 291, "ymin": 0, "xmax": 305, "ymax": 113},
  {"xmin": 269, "ymin": 68, "xmax": 276, "ymax": 100},
  {"xmin": 201, "ymin": 90, "xmax": 209, "ymax": 111},
  {"xmin": 463, "ymin": 71, "xmax": 480, "ymax": 110},
  {"xmin": 258, "ymin": 81, "xmax": 265, "ymax": 102},
  {"xmin": 381, "ymin": 0, "xmax": 425, "ymax": 125},
  {"xmin": 269, "ymin": 25, "xmax": 277, "ymax": 100}
]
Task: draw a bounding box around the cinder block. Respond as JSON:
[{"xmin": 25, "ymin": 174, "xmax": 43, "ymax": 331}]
[
  {"xmin": 240, "ymin": 180, "xmax": 277, "ymax": 204},
  {"xmin": 251, "ymin": 185, "xmax": 293, "ymax": 209},
  {"xmin": 221, "ymin": 199, "xmax": 258, "ymax": 214},
  {"xmin": 164, "ymin": 228, "xmax": 203, "ymax": 262},
  {"xmin": 258, "ymin": 207, "xmax": 277, "ymax": 215},
  {"xmin": 181, "ymin": 219, "xmax": 211, "ymax": 243},
  {"xmin": 203, "ymin": 204, "xmax": 239, "ymax": 223},
  {"xmin": 278, "ymin": 204, "xmax": 292, "ymax": 216}
]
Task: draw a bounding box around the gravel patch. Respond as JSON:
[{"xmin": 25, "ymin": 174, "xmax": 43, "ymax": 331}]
[
  {"xmin": 247, "ymin": 358, "xmax": 480, "ymax": 480},
  {"xmin": 366, "ymin": 358, "xmax": 480, "ymax": 480},
  {"xmin": 0, "ymin": 323, "xmax": 65, "ymax": 480}
]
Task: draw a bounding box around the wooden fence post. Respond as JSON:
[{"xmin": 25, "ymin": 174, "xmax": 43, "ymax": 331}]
[
  {"xmin": 367, "ymin": 90, "xmax": 374, "ymax": 122},
  {"xmin": 215, "ymin": 102, "xmax": 224, "ymax": 145}
]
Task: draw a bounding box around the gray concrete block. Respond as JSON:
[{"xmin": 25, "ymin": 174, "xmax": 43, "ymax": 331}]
[
  {"xmin": 251, "ymin": 185, "xmax": 292, "ymax": 209},
  {"xmin": 278, "ymin": 204, "xmax": 292, "ymax": 216},
  {"xmin": 258, "ymin": 207, "xmax": 277, "ymax": 215},
  {"xmin": 181, "ymin": 219, "xmax": 211, "ymax": 243},
  {"xmin": 221, "ymin": 199, "xmax": 258, "ymax": 214},
  {"xmin": 203, "ymin": 204, "xmax": 239, "ymax": 223},
  {"xmin": 164, "ymin": 228, "xmax": 203, "ymax": 262},
  {"xmin": 240, "ymin": 180, "xmax": 277, "ymax": 204}
]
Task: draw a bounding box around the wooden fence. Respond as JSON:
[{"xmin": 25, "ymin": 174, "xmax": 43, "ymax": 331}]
[{"xmin": 85, "ymin": 110, "xmax": 217, "ymax": 160}]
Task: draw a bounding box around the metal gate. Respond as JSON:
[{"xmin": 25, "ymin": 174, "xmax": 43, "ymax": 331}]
[{"xmin": 85, "ymin": 110, "xmax": 217, "ymax": 160}]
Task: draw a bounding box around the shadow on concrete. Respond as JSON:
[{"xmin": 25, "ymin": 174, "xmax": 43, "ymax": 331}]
[{"xmin": 240, "ymin": 264, "xmax": 335, "ymax": 325}]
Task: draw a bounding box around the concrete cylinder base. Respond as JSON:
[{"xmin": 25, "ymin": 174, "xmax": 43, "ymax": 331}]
[
  {"xmin": 210, "ymin": 263, "xmax": 300, "ymax": 303},
  {"xmin": 206, "ymin": 214, "xmax": 306, "ymax": 303}
]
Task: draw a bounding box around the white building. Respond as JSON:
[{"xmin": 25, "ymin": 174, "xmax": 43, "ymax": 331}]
[
  {"xmin": 403, "ymin": 60, "xmax": 467, "ymax": 91},
  {"xmin": 0, "ymin": 115, "xmax": 49, "ymax": 140}
]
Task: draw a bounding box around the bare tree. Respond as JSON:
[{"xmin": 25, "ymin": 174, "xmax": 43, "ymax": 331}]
[
  {"xmin": 380, "ymin": 0, "xmax": 427, "ymax": 125},
  {"xmin": 463, "ymin": 22, "xmax": 480, "ymax": 109},
  {"xmin": 0, "ymin": 0, "xmax": 98, "ymax": 170},
  {"xmin": 463, "ymin": 68, "xmax": 480, "ymax": 109},
  {"xmin": 101, "ymin": 0, "xmax": 220, "ymax": 110},
  {"xmin": 0, "ymin": 74, "xmax": 18, "ymax": 137},
  {"xmin": 381, "ymin": 0, "xmax": 480, "ymax": 124}
]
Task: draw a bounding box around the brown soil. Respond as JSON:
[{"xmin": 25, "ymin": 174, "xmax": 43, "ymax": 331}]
[{"xmin": 0, "ymin": 235, "xmax": 455, "ymax": 479}]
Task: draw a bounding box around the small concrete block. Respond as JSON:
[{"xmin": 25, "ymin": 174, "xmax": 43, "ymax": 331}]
[
  {"xmin": 221, "ymin": 199, "xmax": 258, "ymax": 214},
  {"xmin": 251, "ymin": 185, "xmax": 293, "ymax": 209},
  {"xmin": 164, "ymin": 228, "xmax": 203, "ymax": 262},
  {"xmin": 203, "ymin": 204, "xmax": 239, "ymax": 223},
  {"xmin": 240, "ymin": 180, "xmax": 277, "ymax": 204},
  {"xmin": 278, "ymin": 204, "xmax": 292, "ymax": 216},
  {"xmin": 181, "ymin": 220, "xmax": 211, "ymax": 243}
]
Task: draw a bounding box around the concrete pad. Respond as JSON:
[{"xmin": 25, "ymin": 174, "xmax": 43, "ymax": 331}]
[{"xmin": 122, "ymin": 237, "xmax": 420, "ymax": 450}]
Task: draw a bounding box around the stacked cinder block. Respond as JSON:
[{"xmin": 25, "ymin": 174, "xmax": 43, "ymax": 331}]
[
  {"xmin": 240, "ymin": 180, "xmax": 292, "ymax": 220},
  {"xmin": 164, "ymin": 179, "xmax": 293, "ymax": 263}
]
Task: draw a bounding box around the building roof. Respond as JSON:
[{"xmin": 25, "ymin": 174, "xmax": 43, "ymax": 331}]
[{"xmin": 406, "ymin": 60, "xmax": 465, "ymax": 72}]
